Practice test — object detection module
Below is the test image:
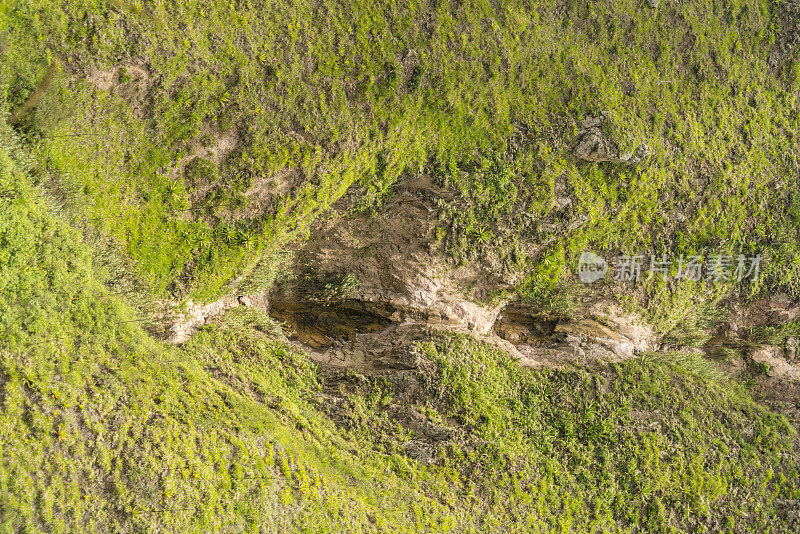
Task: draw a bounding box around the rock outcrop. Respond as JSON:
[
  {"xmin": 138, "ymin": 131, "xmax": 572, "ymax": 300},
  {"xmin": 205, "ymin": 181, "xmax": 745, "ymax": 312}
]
[
  {"xmin": 163, "ymin": 293, "xmax": 268, "ymax": 343},
  {"xmin": 572, "ymin": 113, "xmax": 650, "ymax": 165}
]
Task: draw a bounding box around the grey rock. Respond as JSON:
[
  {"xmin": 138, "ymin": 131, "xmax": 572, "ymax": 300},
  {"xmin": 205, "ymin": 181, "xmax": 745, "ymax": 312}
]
[
  {"xmin": 572, "ymin": 113, "xmax": 650, "ymax": 166},
  {"xmin": 786, "ymin": 337, "xmax": 799, "ymax": 362},
  {"xmin": 751, "ymin": 345, "xmax": 800, "ymax": 379}
]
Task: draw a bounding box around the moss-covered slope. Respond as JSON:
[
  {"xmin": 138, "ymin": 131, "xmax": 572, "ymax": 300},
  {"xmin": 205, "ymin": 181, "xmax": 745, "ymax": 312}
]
[
  {"xmin": 2, "ymin": 0, "xmax": 800, "ymax": 532},
  {"xmin": 0, "ymin": 127, "xmax": 797, "ymax": 532}
]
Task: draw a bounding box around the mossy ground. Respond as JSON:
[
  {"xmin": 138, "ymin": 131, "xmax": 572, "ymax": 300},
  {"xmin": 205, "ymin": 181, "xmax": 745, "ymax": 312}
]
[
  {"xmin": 2, "ymin": 0, "xmax": 800, "ymax": 531},
  {"xmin": 3, "ymin": 0, "xmax": 800, "ymax": 306},
  {"xmin": 0, "ymin": 127, "xmax": 798, "ymax": 531}
]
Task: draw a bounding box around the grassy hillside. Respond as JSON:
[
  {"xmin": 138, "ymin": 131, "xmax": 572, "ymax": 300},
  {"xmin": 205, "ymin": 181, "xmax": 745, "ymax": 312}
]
[
  {"xmin": 2, "ymin": 0, "xmax": 800, "ymax": 306},
  {"xmin": 2, "ymin": 0, "xmax": 800, "ymax": 532},
  {"xmin": 1, "ymin": 126, "xmax": 798, "ymax": 531}
]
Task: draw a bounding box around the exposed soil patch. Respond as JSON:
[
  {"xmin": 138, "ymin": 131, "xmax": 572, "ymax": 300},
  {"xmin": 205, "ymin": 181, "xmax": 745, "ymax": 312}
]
[
  {"xmin": 241, "ymin": 167, "xmax": 304, "ymax": 221},
  {"xmin": 85, "ymin": 62, "xmax": 154, "ymax": 118},
  {"xmin": 769, "ymin": 0, "xmax": 800, "ymax": 72}
]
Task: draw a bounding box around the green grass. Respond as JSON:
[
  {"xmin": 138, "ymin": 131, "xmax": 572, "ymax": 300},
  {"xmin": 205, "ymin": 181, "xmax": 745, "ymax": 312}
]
[
  {"xmin": 421, "ymin": 335, "xmax": 798, "ymax": 532},
  {"xmin": 2, "ymin": 124, "xmax": 798, "ymax": 531},
  {"xmin": 2, "ymin": 0, "xmax": 799, "ymax": 313},
  {"xmin": 3, "ymin": 0, "xmax": 800, "ymax": 531},
  {"xmin": 0, "ymin": 122, "xmax": 452, "ymax": 532}
]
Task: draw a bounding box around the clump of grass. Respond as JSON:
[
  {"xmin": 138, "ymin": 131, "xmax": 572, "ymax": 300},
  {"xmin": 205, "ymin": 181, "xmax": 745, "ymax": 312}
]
[
  {"xmin": 749, "ymin": 319, "xmax": 800, "ymax": 346},
  {"xmin": 236, "ymin": 248, "xmax": 294, "ymax": 296},
  {"xmin": 307, "ymin": 272, "xmax": 361, "ymax": 304},
  {"xmin": 220, "ymin": 306, "xmax": 284, "ymax": 337}
]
